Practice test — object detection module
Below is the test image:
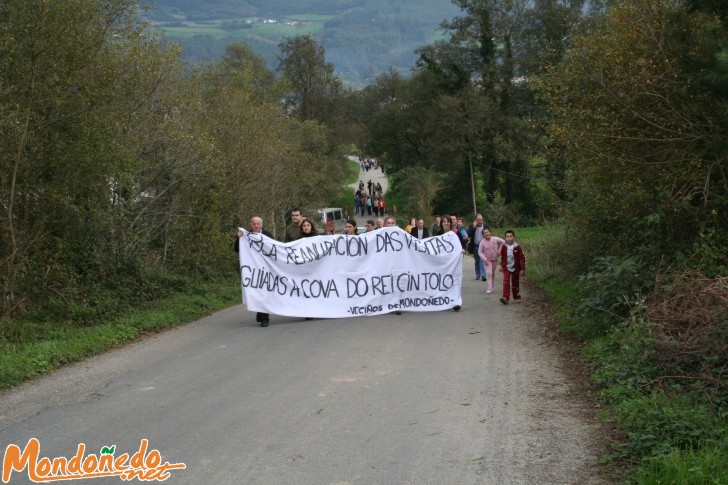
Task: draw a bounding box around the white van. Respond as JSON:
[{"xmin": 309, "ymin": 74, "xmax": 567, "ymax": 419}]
[{"xmin": 315, "ymin": 207, "xmax": 346, "ymax": 233}]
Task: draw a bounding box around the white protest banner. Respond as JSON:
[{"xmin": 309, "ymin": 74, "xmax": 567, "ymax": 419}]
[{"xmin": 238, "ymin": 227, "xmax": 463, "ymax": 318}]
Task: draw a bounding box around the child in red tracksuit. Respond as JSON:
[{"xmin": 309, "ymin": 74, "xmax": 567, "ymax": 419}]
[{"xmin": 499, "ymin": 230, "xmax": 525, "ymax": 304}]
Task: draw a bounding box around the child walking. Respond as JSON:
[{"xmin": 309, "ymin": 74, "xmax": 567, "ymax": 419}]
[
  {"xmin": 477, "ymin": 226, "xmax": 505, "ymax": 294},
  {"xmin": 499, "ymin": 230, "xmax": 525, "ymax": 304}
]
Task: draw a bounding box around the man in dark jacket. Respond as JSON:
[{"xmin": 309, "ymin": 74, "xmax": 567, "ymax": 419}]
[
  {"xmin": 284, "ymin": 207, "xmax": 303, "ymax": 242},
  {"xmin": 235, "ymin": 216, "xmax": 274, "ymax": 327},
  {"xmin": 409, "ymin": 218, "xmax": 429, "ymax": 239}
]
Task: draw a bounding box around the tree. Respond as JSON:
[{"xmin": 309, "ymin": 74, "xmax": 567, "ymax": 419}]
[
  {"xmin": 221, "ymin": 43, "xmax": 277, "ymax": 91},
  {"xmin": 170, "ymin": 54, "xmax": 340, "ymax": 269},
  {"xmin": 0, "ymin": 1, "xmax": 344, "ymax": 320},
  {"xmin": 388, "ymin": 167, "xmax": 447, "ymax": 219},
  {"xmin": 538, "ymin": 0, "xmax": 728, "ymax": 260},
  {"xmin": 412, "ymin": 0, "xmax": 543, "ymax": 213},
  {"xmin": 276, "ymin": 35, "xmax": 343, "ymax": 123},
  {"xmin": 0, "ymin": 0, "xmax": 182, "ymax": 316},
  {"xmin": 519, "ymin": 0, "xmax": 586, "ymax": 78}
]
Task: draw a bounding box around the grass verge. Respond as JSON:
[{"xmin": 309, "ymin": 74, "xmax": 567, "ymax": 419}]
[
  {"xmin": 0, "ymin": 280, "xmax": 240, "ymax": 391},
  {"xmin": 330, "ymin": 157, "xmax": 361, "ymax": 213},
  {"xmin": 516, "ymin": 223, "xmax": 727, "ymax": 484}
]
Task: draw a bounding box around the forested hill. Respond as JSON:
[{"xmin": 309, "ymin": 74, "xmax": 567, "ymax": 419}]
[{"xmin": 141, "ymin": 0, "xmax": 460, "ymax": 86}]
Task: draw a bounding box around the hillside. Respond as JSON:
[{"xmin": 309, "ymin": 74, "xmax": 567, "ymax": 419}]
[{"xmin": 141, "ymin": 0, "xmax": 460, "ymax": 86}]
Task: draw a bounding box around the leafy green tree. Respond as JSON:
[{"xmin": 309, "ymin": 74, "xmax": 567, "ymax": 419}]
[
  {"xmin": 411, "ymin": 0, "xmax": 554, "ymax": 215},
  {"xmin": 276, "ymin": 34, "xmax": 353, "ymax": 155},
  {"xmin": 172, "ymin": 54, "xmax": 339, "ymax": 268},
  {"xmin": 519, "ymin": 0, "xmax": 586, "ymax": 78},
  {"xmin": 388, "ymin": 167, "xmax": 447, "ymax": 219},
  {"xmin": 0, "ymin": 1, "xmax": 343, "ymax": 320},
  {"xmin": 221, "ymin": 43, "xmax": 277, "ymax": 91},
  {"xmin": 0, "ymin": 0, "xmax": 183, "ymax": 316},
  {"xmin": 538, "ymin": 0, "xmax": 727, "ymax": 263},
  {"xmin": 277, "ymin": 36, "xmax": 342, "ymax": 122},
  {"xmin": 355, "ymin": 70, "xmax": 412, "ymax": 168}
]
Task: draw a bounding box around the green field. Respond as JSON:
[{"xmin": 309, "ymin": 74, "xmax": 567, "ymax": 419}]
[{"xmin": 149, "ymin": 14, "xmax": 331, "ymax": 39}]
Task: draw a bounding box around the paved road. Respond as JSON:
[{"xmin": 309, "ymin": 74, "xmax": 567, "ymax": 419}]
[
  {"xmin": 0, "ymin": 260, "xmax": 601, "ymax": 484},
  {"xmin": 348, "ymin": 155, "xmax": 389, "ymax": 196}
]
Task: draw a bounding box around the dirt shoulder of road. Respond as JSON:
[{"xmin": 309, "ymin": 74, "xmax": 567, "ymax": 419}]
[{"xmin": 522, "ymin": 279, "xmax": 626, "ymax": 483}]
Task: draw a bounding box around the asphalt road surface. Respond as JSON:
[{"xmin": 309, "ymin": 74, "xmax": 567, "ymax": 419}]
[{"xmin": 0, "ymin": 259, "xmax": 603, "ymax": 484}]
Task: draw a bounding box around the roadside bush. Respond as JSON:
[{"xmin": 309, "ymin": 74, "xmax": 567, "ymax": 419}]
[
  {"xmin": 614, "ymin": 393, "xmax": 719, "ymax": 460},
  {"xmin": 576, "ymin": 256, "xmax": 656, "ymax": 335},
  {"xmin": 581, "ymin": 266, "xmax": 728, "ymax": 481},
  {"xmin": 480, "ymin": 193, "xmax": 540, "ymax": 229},
  {"xmin": 587, "ymin": 314, "xmax": 727, "ymax": 466},
  {"xmin": 586, "ymin": 316, "xmax": 661, "ymax": 406},
  {"xmin": 645, "ymin": 271, "xmax": 728, "ymax": 400}
]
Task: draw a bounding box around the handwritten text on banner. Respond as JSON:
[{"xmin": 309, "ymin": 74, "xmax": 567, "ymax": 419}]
[{"xmin": 238, "ymin": 227, "xmax": 463, "ymax": 318}]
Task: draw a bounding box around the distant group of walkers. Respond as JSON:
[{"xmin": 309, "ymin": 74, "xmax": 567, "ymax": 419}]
[
  {"xmin": 358, "ymin": 156, "xmax": 383, "ymax": 173},
  {"xmin": 359, "ymin": 179, "xmax": 383, "ymax": 197},
  {"xmin": 355, "ymin": 192, "xmax": 386, "ymax": 216},
  {"xmin": 355, "ymin": 179, "xmax": 386, "ymax": 216}
]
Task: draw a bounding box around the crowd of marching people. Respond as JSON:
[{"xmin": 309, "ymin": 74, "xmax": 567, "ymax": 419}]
[
  {"xmin": 340, "ymin": 211, "xmax": 525, "ymax": 307},
  {"xmin": 236, "ymin": 153, "xmax": 525, "ymax": 327},
  {"xmin": 236, "ymin": 206, "xmax": 525, "ymax": 326}
]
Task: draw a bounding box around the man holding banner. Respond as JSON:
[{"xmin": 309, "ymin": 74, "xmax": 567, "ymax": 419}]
[
  {"xmin": 238, "ymin": 224, "xmax": 463, "ymax": 322},
  {"xmin": 236, "ymin": 216, "xmax": 273, "ymax": 327}
]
